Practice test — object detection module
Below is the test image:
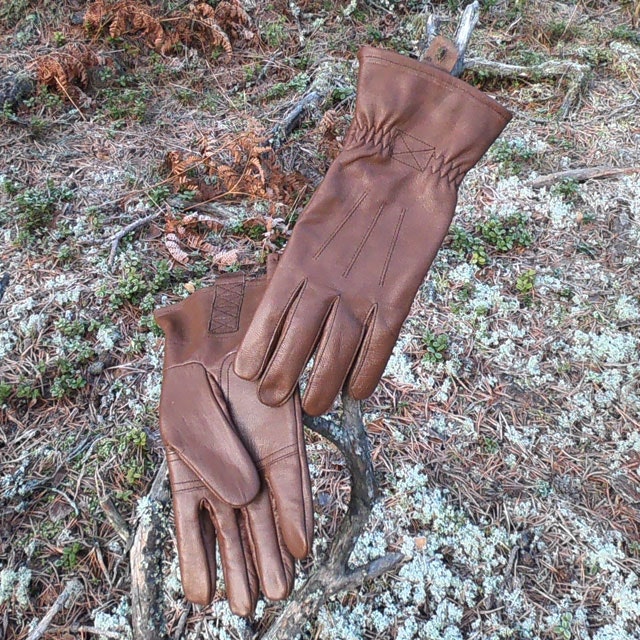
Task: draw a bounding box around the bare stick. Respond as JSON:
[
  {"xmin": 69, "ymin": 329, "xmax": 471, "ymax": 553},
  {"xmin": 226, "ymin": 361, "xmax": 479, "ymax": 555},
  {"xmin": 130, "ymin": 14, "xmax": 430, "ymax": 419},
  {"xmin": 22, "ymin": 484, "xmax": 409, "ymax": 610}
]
[
  {"xmin": 108, "ymin": 211, "xmax": 161, "ymax": 268},
  {"xmin": 130, "ymin": 458, "xmax": 170, "ymax": 640},
  {"xmin": 100, "ymin": 495, "xmax": 131, "ymax": 542},
  {"xmin": 270, "ymin": 91, "xmax": 322, "ymax": 147},
  {"xmin": 452, "ymin": 0, "xmax": 480, "ymax": 77},
  {"xmin": 418, "ymin": 11, "xmax": 442, "ymax": 55},
  {"xmin": 270, "ymin": 58, "xmax": 352, "ymax": 148},
  {"xmin": 261, "ymin": 393, "xmax": 407, "ymax": 640},
  {"xmin": 27, "ymin": 579, "xmax": 83, "ymax": 640},
  {"xmin": 464, "ymin": 57, "xmax": 590, "ymax": 118},
  {"xmin": 529, "ymin": 165, "xmax": 640, "ymax": 189}
]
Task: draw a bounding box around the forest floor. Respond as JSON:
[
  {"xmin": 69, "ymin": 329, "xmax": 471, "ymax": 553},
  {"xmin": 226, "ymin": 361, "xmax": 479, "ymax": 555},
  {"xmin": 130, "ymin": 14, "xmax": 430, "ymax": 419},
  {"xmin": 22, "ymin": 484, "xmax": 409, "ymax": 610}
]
[{"xmin": 1, "ymin": 1, "xmax": 640, "ymax": 639}]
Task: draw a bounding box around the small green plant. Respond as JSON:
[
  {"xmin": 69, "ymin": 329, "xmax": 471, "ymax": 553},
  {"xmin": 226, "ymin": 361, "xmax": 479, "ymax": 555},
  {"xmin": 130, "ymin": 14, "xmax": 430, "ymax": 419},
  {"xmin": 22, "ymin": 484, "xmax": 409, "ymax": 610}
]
[
  {"xmin": 264, "ymin": 16, "xmax": 288, "ymax": 47},
  {"xmin": 50, "ymin": 359, "xmax": 87, "ymax": 399},
  {"xmin": 610, "ymin": 24, "xmax": 640, "ymax": 45},
  {"xmin": 100, "ymin": 86, "xmax": 150, "ymax": 123},
  {"xmin": 450, "ymin": 226, "xmax": 488, "ymax": 266},
  {"xmin": 99, "ymin": 259, "xmax": 174, "ymax": 310},
  {"xmin": 551, "ymin": 179, "xmax": 579, "ymax": 200},
  {"xmin": 477, "ymin": 213, "xmax": 532, "ymax": 252},
  {"xmin": 1, "ymin": 179, "xmax": 73, "ymax": 245},
  {"xmin": 16, "ymin": 381, "xmax": 41, "ymax": 402},
  {"xmin": 553, "ymin": 612, "xmax": 573, "ymax": 639},
  {"xmin": 422, "ymin": 331, "xmax": 450, "ymax": 364},
  {"xmin": 59, "ymin": 542, "xmax": 83, "ymax": 570},
  {"xmin": 482, "ymin": 436, "xmax": 500, "ymax": 454},
  {"xmin": 536, "ymin": 479, "xmax": 553, "ymax": 499},
  {"xmin": 516, "ymin": 268, "xmax": 536, "ymax": 301},
  {"xmin": 0, "ymin": 382, "xmax": 12, "ymax": 404},
  {"xmin": 148, "ymin": 184, "xmax": 171, "ymax": 206},
  {"xmin": 264, "ymin": 73, "xmax": 309, "ymax": 101},
  {"xmin": 52, "ymin": 31, "xmax": 66, "ymax": 47},
  {"xmin": 489, "ymin": 138, "xmax": 536, "ymax": 175}
]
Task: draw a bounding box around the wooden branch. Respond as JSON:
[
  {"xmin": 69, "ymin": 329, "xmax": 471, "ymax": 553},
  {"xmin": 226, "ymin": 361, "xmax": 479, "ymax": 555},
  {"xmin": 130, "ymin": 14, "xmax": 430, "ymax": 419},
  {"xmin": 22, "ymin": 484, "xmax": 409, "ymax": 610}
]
[
  {"xmin": 270, "ymin": 91, "xmax": 322, "ymax": 148},
  {"xmin": 260, "ymin": 393, "xmax": 407, "ymax": 639},
  {"xmin": 270, "ymin": 58, "xmax": 351, "ymax": 148},
  {"xmin": 130, "ymin": 458, "xmax": 170, "ymax": 640},
  {"xmin": 108, "ymin": 211, "xmax": 161, "ymax": 268},
  {"xmin": 529, "ymin": 165, "xmax": 640, "ymax": 189},
  {"xmin": 464, "ymin": 57, "xmax": 590, "ymax": 118},
  {"xmin": 26, "ymin": 579, "xmax": 83, "ymax": 640},
  {"xmin": 100, "ymin": 494, "xmax": 132, "ymax": 542},
  {"xmin": 452, "ymin": 0, "xmax": 480, "ymax": 77}
]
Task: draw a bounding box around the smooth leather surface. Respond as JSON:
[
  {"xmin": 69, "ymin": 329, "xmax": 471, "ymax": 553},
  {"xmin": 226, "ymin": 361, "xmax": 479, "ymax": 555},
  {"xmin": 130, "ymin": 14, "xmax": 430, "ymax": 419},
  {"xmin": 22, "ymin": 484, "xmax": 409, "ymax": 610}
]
[
  {"xmin": 154, "ymin": 265, "xmax": 313, "ymax": 616},
  {"xmin": 235, "ymin": 45, "xmax": 512, "ymax": 415}
]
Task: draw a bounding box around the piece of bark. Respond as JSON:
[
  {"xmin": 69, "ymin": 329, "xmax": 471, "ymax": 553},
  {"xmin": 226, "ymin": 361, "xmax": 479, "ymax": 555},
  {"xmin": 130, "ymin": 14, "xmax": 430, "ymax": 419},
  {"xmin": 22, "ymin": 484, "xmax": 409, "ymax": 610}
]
[
  {"xmin": 130, "ymin": 458, "xmax": 170, "ymax": 640},
  {"xmin": 529, "ymin": 165, "xmax": 640, "ymax": 189}
]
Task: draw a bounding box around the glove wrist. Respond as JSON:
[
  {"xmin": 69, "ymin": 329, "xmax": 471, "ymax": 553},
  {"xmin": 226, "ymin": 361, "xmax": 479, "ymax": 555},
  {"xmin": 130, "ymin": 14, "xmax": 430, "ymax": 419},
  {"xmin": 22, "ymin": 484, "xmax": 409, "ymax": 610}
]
[{"xmin": 344, "ymin": 46, "xmax": 512, "ymax": 184}]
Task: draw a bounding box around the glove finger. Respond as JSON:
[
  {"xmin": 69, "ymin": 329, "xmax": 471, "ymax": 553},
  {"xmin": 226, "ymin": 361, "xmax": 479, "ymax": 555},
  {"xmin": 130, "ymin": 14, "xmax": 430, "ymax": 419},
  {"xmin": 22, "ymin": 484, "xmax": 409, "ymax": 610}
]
[
  {"xmin": 264, "ymin": 451, "xmax": 314, "ymax": 560},
  {"xmin": 207, "ymin": 499, "xmax": 259, "ymax": 617},
  {"xmin": 346, "ymin": 308, "xmax": 398, "ymax": 400},
  {"xmin": 244, "ymin": 488, "xmax": 295, "ymax": 601},
  {"xmin": 166, "ymin": 450, "xmax": 218, "ymax": 605},
  {"xmin": 234, "ymin": 274, "xmax": 301, "ymax": 382},
  {"xmin": 257, "ymin": 284, "xmax": 333, "ymax": 407},
  {"xmin": 302, "ymin": 299, "xmax": 364, "ymax": 416},
  {"xmin": 161, "ymin": 363, "xmax": 260, "ymax": 507},
  {"xmin": 219, "ymin": 357, "xmax": 314, "ymax": 558}
]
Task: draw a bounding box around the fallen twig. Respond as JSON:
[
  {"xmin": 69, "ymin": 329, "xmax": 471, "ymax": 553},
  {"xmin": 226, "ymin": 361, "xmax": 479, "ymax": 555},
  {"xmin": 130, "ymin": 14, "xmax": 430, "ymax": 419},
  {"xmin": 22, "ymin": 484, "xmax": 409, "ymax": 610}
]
[
  {"xmin": 270, "ymin": 58, "xmax": 352, "ymax": 148},
  {"xmin": 100, "ymin": 494, "xmax": 132, "ymax": 542},
  {"xmin": 529, "ymin": 165, "xmax": 640, "ymax": 189},
  {"xmin": 108, "ymin": 211, "xmax": 162, "ymax": 268},
  {"xmin": 26, "ymin": 579, "xmax": 83, "ymax": 640},
  {"xmin": 464, "ymin": 57, "xmax": 590, "ymax": 118}
]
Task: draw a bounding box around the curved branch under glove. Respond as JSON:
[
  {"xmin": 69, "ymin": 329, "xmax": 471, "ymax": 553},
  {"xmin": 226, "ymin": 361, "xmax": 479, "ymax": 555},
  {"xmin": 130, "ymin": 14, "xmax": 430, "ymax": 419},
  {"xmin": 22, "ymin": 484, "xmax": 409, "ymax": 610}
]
[
  {"xmin": 234, "ymin": 46, "xmax": 512, "ymax": 416},
  {"xmin": 154, "ymin": 260, "xmax": 313, "ymax": 617}
]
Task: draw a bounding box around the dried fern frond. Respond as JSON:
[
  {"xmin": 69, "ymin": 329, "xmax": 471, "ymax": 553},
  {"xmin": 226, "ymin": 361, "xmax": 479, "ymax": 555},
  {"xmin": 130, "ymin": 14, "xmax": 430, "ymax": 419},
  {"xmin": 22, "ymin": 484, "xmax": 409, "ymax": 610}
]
[
  {"xmin": 187, "ymin": 3, "xmax": 233, "ymax": 56},
  {"xmin": 35, "ymin": 43, "xmax": 100, "ymax": 100},
  {"xmin": 84, "ymin": 0, "xmax": 107, "ymax": 33},
  {"xmin": 214, "ymin": 0, "xmax": 253, "ymax": 42}
]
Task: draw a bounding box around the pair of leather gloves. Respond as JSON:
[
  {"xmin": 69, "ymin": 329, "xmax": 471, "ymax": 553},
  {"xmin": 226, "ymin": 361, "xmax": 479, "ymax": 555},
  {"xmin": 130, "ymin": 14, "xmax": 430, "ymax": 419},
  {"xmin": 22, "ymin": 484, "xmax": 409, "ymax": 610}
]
[{"xmin": 155, "ymin": 46, "xmax": 511, "ymax": 616}]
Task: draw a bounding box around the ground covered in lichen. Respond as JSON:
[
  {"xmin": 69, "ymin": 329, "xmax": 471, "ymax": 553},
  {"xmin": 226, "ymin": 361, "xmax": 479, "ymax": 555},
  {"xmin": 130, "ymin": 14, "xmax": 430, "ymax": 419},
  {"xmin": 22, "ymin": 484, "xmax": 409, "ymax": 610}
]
[{"xmin": 1, "ymin": 1, "xmax": 640, "ymax": 639}]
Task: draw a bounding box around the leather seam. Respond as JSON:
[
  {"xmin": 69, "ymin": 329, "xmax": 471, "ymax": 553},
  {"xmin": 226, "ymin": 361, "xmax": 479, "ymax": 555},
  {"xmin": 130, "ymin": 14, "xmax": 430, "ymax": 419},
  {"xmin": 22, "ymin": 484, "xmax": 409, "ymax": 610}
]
[
  {"xmin": 254, "ymin": 278, "xmax": 307, "ymax": 383},
  {"xmin": 258, "ymin": 279, "xmax": 308, "ymax": 404},
  {"xmin": 342, "ymin": 202, "xmax": 386, "ymax": 278},
  {"xmin": 313, "ymin": 191, "xmax": 368, "ymax": 260},
  {"xmin": 379, "ymin": 208, "xmax": 406, "ymax": 287},
  {"xmin": 349, "ymin": 304, "xmax": 378, "ymax": 386},
  {"xmin": 304, "ymin": 296, "xmax": 340, "ymax": 403}
]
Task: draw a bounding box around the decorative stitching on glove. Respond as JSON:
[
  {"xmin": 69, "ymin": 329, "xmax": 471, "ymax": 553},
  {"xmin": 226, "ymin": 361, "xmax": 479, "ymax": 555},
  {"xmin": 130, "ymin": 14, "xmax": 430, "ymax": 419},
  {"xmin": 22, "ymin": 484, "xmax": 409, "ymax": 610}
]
[
  {"xmin": 379, "ymin": 208, "xmax": 406, "ymax": 287},
  {"xmin": 342, "ymin": 202, "xmax": 386, "ymax": 278},
  {"xmin": 209, "ymin": 277, "xmax": 245, "ymax": 334},
  {"xmin": 391, "ymin": 130, "xmax": 435, "ymax": 172},
  {"xmin": 313, "ymin": 192, "xmax": 368, "ymax": 260}
]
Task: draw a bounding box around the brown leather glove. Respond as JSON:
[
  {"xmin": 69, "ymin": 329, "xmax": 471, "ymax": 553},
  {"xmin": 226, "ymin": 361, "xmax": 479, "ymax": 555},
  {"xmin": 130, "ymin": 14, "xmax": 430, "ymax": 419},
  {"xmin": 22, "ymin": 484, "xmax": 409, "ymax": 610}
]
[
  {"xmin": 154, "ymin": 263, "xmax": 313, "ymax": 617},
  {"xmin": 234, "ymin": 46, "xmax": 512, "ymax": 415}
]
